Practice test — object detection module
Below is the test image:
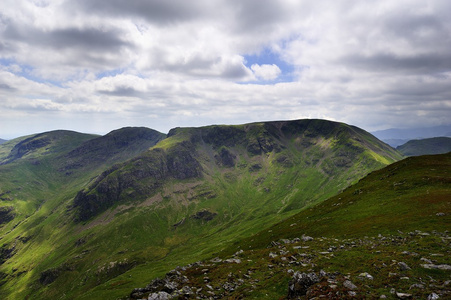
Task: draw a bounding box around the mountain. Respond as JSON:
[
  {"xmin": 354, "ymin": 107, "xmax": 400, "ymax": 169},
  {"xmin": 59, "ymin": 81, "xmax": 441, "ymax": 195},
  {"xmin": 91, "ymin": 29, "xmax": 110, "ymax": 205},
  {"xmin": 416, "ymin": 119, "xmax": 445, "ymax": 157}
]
[
  {"xmin": 397, "ymin": 137, "xmax": 451, "ymax": 156},
  {"xmin": 372, "ymin": 125, "xmax": 451, "ymax": 147},
  {"xmin": 128, "ymin": 153, "xmax": 450, "ymax": 299},
  {"xmin": 0, "ymin": 119, "xmax": 402, "ymax": 299},
  {"xmin": 0, "ymin": 139, "xmax": 6, "ymax": 145}
]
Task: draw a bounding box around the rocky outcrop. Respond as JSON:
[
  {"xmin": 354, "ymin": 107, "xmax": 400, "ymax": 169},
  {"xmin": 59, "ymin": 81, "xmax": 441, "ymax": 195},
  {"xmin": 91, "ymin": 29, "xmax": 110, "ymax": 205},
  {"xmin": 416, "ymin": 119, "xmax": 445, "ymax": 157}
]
[
  {"xmin": 191, "ymin": 209, "xmax": 217, "ymax": 222},
  {"xmin": 0, "ymin": 206, "xmax": 15, "ymax": 225},
  {"xmin": 63, "ymin": 127, "xmax": 165, "ymax": 171},
  {"xmin": 214, "ymin": 147, "xmax": 236, "ymax": 167},
  {"xmin": 74, "ymin": 141, "xmax": 202, "ymax": 221},
  {"xmin": 0, "ymin": 243, "xmax": 15, "ymax": 265},
  {"xmin": 3, "ymin": 135, "xmax": 50, "ymax": 163},
  {"xmin": 287, "ymin": 271, "xmax": 320, "ymax": 298}
]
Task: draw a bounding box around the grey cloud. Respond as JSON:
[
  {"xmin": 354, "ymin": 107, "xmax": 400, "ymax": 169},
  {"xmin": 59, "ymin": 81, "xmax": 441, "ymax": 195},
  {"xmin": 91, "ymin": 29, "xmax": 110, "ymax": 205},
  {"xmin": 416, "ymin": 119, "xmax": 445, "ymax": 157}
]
[
  {"xmin": 231, "ymin": 0, "xmax": 288, "ymax": 32},
  {"xmin": 98, "ymin": 86, "xmax": 144, "ymax": 98},
  {"xmin": 0, "ymin": 83, "xmax": 16, "ymax": 91},
  {"xmin": 221, "ymin": 62, "xmax": 252, "ymax": 79},
  {"xmin": 71, "ymin": 0, "xmax": 212, "ymax": 25},
  {"xmin": 50, "ymin": 27, "xmax": 131, "ymax": 50},
  {"xmin": 383, "ymin": 11, "xmax": 448, "ymax": 44},
  {"xmin": 3, "ymin": 23, "xmax": 131, "ymax": 52},
  {"xmin": 342, "ymin": 53, "xmax": 451, "ymax": 74}
]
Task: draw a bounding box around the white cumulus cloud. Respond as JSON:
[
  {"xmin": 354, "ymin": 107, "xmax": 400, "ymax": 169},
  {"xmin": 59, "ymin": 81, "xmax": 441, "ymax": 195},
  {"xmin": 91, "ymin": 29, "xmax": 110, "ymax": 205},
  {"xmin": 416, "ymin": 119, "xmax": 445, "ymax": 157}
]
[{"xmin": 251, "ymin": 64, "xmax": 281, "ymax": 80}]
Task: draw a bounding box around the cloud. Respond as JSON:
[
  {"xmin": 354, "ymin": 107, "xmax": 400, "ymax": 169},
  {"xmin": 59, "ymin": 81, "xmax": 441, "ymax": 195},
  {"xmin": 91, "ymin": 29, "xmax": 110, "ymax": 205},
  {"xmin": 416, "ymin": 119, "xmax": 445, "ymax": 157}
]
[
  {"xmin": 70, "ymin": 0, "xmax": 214, "ymax": 25},
  {"xmin": 0, "ymin": 0, "xmax": 450, "ymax": 139},
  {"xmin": 251, "ymin": 64, "xmax": 281, "ymax": 80}
]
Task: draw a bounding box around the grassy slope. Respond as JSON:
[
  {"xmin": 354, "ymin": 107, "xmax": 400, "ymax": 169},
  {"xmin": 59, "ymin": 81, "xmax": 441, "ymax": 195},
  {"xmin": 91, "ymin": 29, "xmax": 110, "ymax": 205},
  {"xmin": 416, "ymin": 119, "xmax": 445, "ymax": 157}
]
[
  {"xmin": 0, "ymin": 120, "xmax": 402, "ymax": 299},
  {"xmin": 237, "ymin": 152, "xmax": 450, "ymax": 248},
  {"xmin": 397, "ymin": 137, "xmax": 451, "ymax": 156},
  {"xmin": 0, "ymin": 128, "xmax": 165, "ymax": 299},
  {"xmin": 233, "ymin": 152, "xmax": 451, "ymax": 298},
  {"xmin": 133, "ymin": 153, "xmax": 450, "ymax": 299}
]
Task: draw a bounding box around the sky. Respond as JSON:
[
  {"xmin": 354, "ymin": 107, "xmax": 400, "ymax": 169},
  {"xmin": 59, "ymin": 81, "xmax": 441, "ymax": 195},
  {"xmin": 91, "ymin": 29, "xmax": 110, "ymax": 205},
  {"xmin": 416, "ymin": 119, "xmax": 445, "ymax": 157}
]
[{"xmin": 1, "ymin": 0, "xmax": 451, "ymax": 139}]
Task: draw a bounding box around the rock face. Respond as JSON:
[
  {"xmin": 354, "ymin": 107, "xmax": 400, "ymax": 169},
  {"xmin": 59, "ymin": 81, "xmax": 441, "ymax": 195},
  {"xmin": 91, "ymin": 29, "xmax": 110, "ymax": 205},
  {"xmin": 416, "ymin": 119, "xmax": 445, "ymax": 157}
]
[
  {"xmin": 5, "ymin": 134, "xmax": 51, "ymax": 162},
  {"xmin": 0, "ymin": 206, "xmax": 15, "ymax": 225},
  {"xmin": 73, "ymin": 141, "xmax": 202, "ymax": 221},
  {"xmin": 191, "ymin": 209, "xmax": 217, "ymax": 222},
  {"xmin": 64, "ymin": 127, "xmax": 165, "ymax": 170},
  {"xmin": 287, "ymin": 272, "xmax": 320, "ymax": 298}
]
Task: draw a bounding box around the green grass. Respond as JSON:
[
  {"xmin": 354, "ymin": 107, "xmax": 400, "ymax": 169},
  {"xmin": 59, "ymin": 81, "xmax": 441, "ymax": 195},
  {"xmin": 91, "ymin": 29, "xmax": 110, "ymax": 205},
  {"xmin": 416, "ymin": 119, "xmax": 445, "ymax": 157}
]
[
  {"xmin": 0, "ymin": 120, "xmax": 404, "ymax": 299},
  {"xmin": 123, "ymin": 153, "xmax": 450, "ymax": 300}
]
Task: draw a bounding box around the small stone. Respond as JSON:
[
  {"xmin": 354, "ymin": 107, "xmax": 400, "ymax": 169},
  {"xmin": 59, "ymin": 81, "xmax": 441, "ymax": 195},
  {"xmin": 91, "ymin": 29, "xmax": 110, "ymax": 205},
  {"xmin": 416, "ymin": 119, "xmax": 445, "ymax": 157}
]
[
  {"xmin": 224, "ymin": 258, "xmax": 241, "ymax": 264},
  {"xmin": 427, "ymin": 293, "xmax": 440, "ymax": 300},
  {"xmin": 380, "ymin": 295, "xmax": 387, "ymax": 299},
  {"xmin": 301, "ymin": 234, "xmax": 314, "ymax": 242},
  {"xmin": 348, "ymin": 291, "xmax": 357, "ymax": 296},
  {"xmin": 234, "ymin": 249, "xmax": 244, "ymax": 256},
  {"xmin": 210, "ymin": 257, "xmax": 222, "ymax": 263},
  {"xmin": 358, "ymin": 272, "xmax": 374, "ymax": 280},
  {"xmin": 421, "ymin": 257, "xmax": 433, "ymax": 264},
  {"xmin": 421, "ymin": 264, "xmax": 451, "ymax": 270},
  {"xmin": 343, "ymin": 280, "xmax": 358, "ymax": 290},
  {"xmin": 409, "ymin": 283, "xmax": 424, "ymax": 289},
  {"xmin": 396, "ymin": 292, "xmax": 412, "ymax": 299},
  {"xmin": 390, "ymin": 288, "xmax": 396, "ymax": 294},
  {"xmin": 436, "ymin": 212, "xmax": 445, "ymax": 216},
  {"xmin": 398, "ymin": 262, "xmax": 411, "ymax": 271},
  {"xmin": 148, "ymin": 291, "xmax": 171, "ymax": 300}
]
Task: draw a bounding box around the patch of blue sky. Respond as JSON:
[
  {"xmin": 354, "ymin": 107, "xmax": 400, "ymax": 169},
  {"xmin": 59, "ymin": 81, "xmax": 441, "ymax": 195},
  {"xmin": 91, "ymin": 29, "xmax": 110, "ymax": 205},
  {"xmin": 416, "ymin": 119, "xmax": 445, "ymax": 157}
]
[
  {"xmin": 0, "ymin": 58, "xmax": 63, "ymax": 87},
  {"xmin": 242, "ymin": 48, "xmax": 295, "ymax": 84},
  {"xmin": 96, "ymin": 68, "xmax": 125, "ymax": 79}
]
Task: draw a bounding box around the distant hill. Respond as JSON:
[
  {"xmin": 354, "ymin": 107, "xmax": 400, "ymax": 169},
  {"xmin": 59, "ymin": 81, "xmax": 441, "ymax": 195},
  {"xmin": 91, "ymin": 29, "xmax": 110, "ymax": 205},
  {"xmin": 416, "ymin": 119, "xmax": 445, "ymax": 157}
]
[
  {"xmin": 0, "ymin": 139, "xmax": 6, "ymax": 145},
  {"xmin": 0, "ymin": 119, "xmax": 403, "ymax": 299},
  {"xmin": 372, "ymin": 125, "xmax": 451, "ymax": 147},
  {"xmin": 397, "ymin": 137, "xmax": 451, "ymax": 156}
]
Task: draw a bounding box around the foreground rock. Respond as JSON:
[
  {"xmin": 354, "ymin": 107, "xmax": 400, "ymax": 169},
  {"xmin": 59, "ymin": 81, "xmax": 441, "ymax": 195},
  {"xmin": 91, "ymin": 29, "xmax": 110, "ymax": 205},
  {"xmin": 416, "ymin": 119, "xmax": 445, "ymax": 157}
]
[{"xmin": 287, "ymin": 272, "xmax": 320, "ymax": 298}]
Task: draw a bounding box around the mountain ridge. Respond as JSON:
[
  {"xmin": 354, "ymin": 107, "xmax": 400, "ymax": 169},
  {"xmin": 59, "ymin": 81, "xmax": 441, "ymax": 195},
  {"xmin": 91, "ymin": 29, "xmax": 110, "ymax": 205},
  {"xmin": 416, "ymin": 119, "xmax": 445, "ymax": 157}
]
[
  {"xmin": 372, "ymin": 125, "xmax": 451, "ymax": 147},
  {"xmin": 0, "ymin": 119, "xmax": 403, "ymax": 299},
  {"xmin": 397, "ymin": 137, "xmax": 451, "ymax": 157}
]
